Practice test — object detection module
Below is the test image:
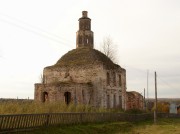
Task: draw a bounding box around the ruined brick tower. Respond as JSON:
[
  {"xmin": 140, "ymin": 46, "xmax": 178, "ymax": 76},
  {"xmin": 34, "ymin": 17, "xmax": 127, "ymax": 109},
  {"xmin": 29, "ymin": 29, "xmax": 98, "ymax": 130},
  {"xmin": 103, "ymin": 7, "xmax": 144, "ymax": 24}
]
[
  {"xmin": 34, "ymin": 11, "xmax": 127, "ymax": 110},
  {"xmin": 76, "ymin": 11, "xmax": 94, "ymax": 48}
]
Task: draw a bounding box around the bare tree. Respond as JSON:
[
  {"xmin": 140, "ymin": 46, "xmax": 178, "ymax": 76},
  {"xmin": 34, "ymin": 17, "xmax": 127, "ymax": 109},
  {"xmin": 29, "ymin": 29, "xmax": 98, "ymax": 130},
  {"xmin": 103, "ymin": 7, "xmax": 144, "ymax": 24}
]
[
  {"xmin": 100, "ymin": 36, "xmax": 117, "ymax": 63},
  {"xmin": 40, "ymin": 74, "xmax": 45, "ymax": 84}
]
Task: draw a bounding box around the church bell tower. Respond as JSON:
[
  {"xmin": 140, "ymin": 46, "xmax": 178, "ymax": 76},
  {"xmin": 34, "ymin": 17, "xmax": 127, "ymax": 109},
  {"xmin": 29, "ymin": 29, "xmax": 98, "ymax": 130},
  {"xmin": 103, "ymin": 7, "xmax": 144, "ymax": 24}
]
[{"xmin": 76, "ymin": 11, "xmax": 94, "ymax": 48}]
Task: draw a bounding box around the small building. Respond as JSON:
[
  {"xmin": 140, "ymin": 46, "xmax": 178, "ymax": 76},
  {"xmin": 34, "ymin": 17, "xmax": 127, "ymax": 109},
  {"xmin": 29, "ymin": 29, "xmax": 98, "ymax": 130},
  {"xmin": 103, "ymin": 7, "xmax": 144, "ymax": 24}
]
[
  {"xmin": 177, "ymin": 105, "xmax": 180, "ymax": 114},
  {"xmin": 126, "ymin": 91, "xmax": 143, "ymax": 110},
  {"xmin": 169, "ymin": 103, "xmax": 177, "ymax": 114},
  {"xmin": 34, "ymin": 11, "xmax": 127, "ymax": 109}
]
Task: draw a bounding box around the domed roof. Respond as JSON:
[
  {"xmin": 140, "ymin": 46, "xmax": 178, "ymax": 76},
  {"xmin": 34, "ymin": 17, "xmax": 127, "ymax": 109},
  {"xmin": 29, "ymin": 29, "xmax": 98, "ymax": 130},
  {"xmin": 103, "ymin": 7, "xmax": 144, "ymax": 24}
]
[{"xmin": 47, "ymin": 47, "xmax": 120, "ymax": 69}]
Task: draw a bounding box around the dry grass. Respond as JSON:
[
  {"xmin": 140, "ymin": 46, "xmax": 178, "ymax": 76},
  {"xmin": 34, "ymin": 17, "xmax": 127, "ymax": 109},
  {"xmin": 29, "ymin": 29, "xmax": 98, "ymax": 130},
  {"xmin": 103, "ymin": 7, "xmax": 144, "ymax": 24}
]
[
  {"xmin": 21, "ymin": 118, "xmax": 180, "ymax": 134},
  {"xmin": 0, "ymin": 101, "xmax": 109, "ymax": 114},
  {"xmin": 130, "ymin": 118, "xmax": 180, "ymax": 134}
]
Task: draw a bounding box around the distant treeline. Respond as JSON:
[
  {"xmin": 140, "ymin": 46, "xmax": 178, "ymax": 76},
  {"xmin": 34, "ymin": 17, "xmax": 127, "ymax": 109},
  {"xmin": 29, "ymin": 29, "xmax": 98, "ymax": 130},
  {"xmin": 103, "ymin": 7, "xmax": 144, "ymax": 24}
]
[
  {"xmin": 0, "ymin": 98, "xmax": 33, "ymax": 102},
  {"xmin": 146, "ymin": 98, "xmax": 180, "ymax": 103}
]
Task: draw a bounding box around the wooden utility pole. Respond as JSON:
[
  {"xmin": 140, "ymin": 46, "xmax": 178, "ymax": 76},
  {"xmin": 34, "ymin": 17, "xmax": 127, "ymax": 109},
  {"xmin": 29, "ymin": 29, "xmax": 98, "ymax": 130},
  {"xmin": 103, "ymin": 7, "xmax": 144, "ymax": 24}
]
[{"xmin": 154, "ymin": 71, "xmax": 157, "ymax": 124}]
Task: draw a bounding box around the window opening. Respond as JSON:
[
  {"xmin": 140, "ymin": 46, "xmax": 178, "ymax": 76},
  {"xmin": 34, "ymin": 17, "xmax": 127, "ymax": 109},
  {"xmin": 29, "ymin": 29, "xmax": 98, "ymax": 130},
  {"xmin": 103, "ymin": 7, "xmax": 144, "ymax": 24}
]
[
  {"xmin": 107, "ymin": 95, "xmax": 110, "ymax": 108},
  {"xmin": 119, "ymin": 75, "xmax": 122, "ymax": 86},
  {"xmin": 42, "ymin": 92, "xmax": 48, "ymax": 102},
  {"xmin": 79, "ymin": 36, "xmax": 82, "ymax": 44},
  {"xmin": 119, "ymin": 96, "xmax": 122, "ymax": 108},
  {"xmin": 114, "ymin": 95, "xmax": 116, "ymax": 108},
  {"xmin": 107, "ymin": 72, "xmax": 110, "ymax": 86},
  {"xmin": 82, "ymin": 90, "xmax": 85, "ymax": 103},
  {"xmin": 64, "ymin": 92, "xmax": 71, "ymax": 105},
  {"xmin": 113, "ymin": 72, "xmax": 116, "ymax": 86}
]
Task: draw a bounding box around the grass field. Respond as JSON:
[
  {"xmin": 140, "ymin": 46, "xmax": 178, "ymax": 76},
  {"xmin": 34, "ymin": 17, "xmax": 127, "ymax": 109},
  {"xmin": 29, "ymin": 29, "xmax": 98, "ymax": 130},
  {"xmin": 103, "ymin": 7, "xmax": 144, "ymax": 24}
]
[
  {"xmin": 0, "ymin": 101, "xmax": 111, "ymax": 114},
  {"xmin": 131, "ymin": 118, "xmax": 180, "ymax": 134},
  {"xmin": 22, "ymin": 118, "xmax": 180, "ymax": 134}
]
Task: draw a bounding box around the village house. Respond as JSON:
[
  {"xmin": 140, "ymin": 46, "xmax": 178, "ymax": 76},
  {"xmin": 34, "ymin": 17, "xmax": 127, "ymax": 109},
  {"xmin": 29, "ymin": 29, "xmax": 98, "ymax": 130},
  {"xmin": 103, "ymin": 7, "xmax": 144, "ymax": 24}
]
[
  {"xmin": 34, "ymin": 11, "xmax": 127, "ymax": 109},
  {"xmin": 170, "ymin": 103, "xmax": 180, "ymax": 114}
]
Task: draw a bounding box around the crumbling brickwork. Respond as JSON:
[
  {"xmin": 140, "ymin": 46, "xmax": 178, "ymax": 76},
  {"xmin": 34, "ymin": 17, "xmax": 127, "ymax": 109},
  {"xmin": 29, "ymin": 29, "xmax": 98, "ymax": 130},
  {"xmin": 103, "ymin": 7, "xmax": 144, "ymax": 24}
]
[
  {"xmin": 34, "ymin": 11, "xmax": 127, "ymax": 109},
  {"xmin": 126, "ymin": 91, "xmax": 143, "ymax": 110}
]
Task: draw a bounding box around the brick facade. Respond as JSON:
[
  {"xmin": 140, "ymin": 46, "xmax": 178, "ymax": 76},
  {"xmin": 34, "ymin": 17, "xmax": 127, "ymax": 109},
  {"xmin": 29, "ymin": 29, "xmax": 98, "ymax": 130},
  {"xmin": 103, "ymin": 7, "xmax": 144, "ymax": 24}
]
[
  {"xmin": 126, "ymin": 91, "xmax": 143, "ymax": 110},
  {"xmin": 34, "ymin": 11, "xmax": 127, "ymax": 109}
]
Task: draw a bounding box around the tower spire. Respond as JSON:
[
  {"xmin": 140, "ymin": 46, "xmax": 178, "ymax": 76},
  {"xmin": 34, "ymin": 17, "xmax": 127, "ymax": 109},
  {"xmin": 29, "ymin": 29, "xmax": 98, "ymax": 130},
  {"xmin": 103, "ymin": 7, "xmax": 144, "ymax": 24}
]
[{"xmin": 76, "ymin": 11, "xmax": 94, "ymax": 48}]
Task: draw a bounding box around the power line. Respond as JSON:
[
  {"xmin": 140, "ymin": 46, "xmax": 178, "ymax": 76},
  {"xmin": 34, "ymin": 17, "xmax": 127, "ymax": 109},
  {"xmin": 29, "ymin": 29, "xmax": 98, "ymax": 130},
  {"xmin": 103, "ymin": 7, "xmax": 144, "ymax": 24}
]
[
  {"xmin": 157, "ymin": 75, "xmax": 177, "ymax": 90},
  {"xmin": 0, "ymin": 13, "xmax": 71, "ymax": 41},
  {"xmin": 0, "ymin": 13, "xmax": 73, "ymax": 44},
  {"xmin": 0, "ymin": 13, "xmax": 74, "ymax": 48}
]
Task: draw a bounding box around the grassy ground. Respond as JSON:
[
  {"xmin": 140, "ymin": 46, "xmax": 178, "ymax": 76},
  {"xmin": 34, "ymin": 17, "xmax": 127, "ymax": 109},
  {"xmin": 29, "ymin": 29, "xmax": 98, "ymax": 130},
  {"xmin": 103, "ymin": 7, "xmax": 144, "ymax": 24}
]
[
  {"xmin": 131, "ymin": 118, "xmax": 180, "ymax": 134},
  {"xmin": 0, "ymin": 101, "xmax": 112, "ymax": 114},
  {"xmin": 21, "ymin": 118, "xmax": 180, "ymax": 134}
]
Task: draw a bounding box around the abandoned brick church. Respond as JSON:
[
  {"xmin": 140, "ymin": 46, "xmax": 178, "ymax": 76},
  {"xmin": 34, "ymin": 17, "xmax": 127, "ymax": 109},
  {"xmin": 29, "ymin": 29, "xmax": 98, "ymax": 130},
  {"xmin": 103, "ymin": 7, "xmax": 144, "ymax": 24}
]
[{"xmin": 34, "ymin": 11, "xmax": 127, "ymax": 109}]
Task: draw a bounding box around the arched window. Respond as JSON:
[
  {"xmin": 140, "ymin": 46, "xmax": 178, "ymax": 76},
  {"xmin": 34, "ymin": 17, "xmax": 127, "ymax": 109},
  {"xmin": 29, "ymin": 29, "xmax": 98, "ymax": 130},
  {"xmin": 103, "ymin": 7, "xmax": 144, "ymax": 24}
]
[
  {"xmin": 113, "ymin": 94, "xmax": 116, "ymax": 108},
  {"xmin": 79, "ymin": 36, "xmax": 82, "ymax": 44},
  {"xmin": 42, "ymin": 92, "xmax": 48, "ymax": 102},
  {"xmin": 107, "ymin": 72, "xmax": 110, "ymax": 86},
  {"xmin": 86, "ymin": 38, "xmax": 89, "ymax": 44},
  {"xmin": 88, "ymin": 36, "xmax": 92, "ymax": 44},
  {"xmin": 85, "ymin": 35, "xmax": 88, "ymax": 45},
  {"xmin": 119, "ymin": 75, "xmax": 122, "ymax": 86},
  {"xmin": 64, "ymin": 92, "xmax": 71, "ymax": 105},
  {"xmin": 113, "ymin": 72, "xmax": 116, "ymax": 86},
  {"xmin": 107, "ymin": 95, "xmax": 110, "ymax": 108},
  {"xmin": 82, "ymin": 90, "xmax": 85, "ymax": 103},
  {"xmin": 119, "ymin": 96, "xmax": 122, "ymax": 108}
]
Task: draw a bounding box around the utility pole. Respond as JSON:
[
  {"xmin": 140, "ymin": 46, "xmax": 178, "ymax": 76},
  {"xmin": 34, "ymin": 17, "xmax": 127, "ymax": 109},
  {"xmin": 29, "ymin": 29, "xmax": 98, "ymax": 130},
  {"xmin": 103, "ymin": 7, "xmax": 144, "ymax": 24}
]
[{"xmin": 154, "ymin": 71, "xmax": 157, "ymax": 124}]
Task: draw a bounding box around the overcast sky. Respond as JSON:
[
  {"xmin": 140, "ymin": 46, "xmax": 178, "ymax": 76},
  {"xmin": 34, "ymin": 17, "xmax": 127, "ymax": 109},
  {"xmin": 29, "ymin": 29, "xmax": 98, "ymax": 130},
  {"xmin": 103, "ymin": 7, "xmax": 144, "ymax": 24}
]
[{"xmin": 0, "ymin": 0, "xmax": 179, "ymax": 99}]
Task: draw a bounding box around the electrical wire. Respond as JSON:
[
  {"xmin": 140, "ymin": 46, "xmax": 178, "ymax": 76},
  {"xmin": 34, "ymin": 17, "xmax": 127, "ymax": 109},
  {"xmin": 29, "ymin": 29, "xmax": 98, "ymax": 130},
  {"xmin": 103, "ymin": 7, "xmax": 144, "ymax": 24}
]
[
  {"xmin": 0, "ymin": 13, "xmax": 74, "ymax": 48},
  {"xmin": 157, "ymin": 74, "xmax": 177, "ymax": 90}
]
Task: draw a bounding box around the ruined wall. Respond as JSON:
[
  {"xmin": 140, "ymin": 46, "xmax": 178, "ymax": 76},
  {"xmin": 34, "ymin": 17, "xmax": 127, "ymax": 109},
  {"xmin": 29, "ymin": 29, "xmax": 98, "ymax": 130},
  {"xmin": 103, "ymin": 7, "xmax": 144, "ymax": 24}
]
[
  {"xmin": 99, "ymin": 67, "xmax": 126, "ymax": 109},
  {"xmin": 121, "ymin": 68, "xmax": 127, "ymax": 110},
  {"xmin": 34, "ymin": 83, "xmax": 93, "ymax": 105},
  {"xmin": 35, "ymin": 63, "xmax": 126, "ymax": 109},
  {"xmin": 41, "ymin": 64, "xmax": 104, "ymax": 107},
  {"xmin": 43, "ymin": 64, "xmax": 103, "ymax": 84},
  {"xmin": 34, "ymin": 11, "xmax": 127, "ymax": 110},
  {"xmin": 76, "ymin": 31, "xmax": 94, "ymax": 48},
  {"xmin": 126, "ymin": 91, "xmax": 143, "ymax": 110}
]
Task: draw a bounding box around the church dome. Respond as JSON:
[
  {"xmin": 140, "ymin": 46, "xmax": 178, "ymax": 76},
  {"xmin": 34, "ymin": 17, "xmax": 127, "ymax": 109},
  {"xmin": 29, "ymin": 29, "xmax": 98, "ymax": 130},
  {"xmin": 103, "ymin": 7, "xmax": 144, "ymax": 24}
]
[
  {"xmin": 48, "ymin": 47, "xmax": 119, "ymax": 69},
  {"xmin": 45, "ymin": 11, "xmax": 120, "ymax": 70}
]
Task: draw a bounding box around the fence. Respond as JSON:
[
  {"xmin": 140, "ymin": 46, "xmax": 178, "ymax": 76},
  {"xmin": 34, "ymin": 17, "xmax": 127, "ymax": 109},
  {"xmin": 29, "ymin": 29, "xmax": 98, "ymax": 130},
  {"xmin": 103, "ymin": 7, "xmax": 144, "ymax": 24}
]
[{"xmin": 0, "ymin": 112, "xmax": 178, "ymax": 133}]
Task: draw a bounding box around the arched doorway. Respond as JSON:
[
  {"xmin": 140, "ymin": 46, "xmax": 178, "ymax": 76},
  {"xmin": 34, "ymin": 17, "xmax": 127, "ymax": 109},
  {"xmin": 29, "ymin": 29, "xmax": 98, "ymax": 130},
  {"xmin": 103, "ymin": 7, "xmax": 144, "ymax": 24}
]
[
  {"xmin": 64, "ymin": 92, "xmax": 71, "ymax": 105},
  {"xmin": 42, "ymin": 92, "xmax": 48, "ymax": 102}
]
